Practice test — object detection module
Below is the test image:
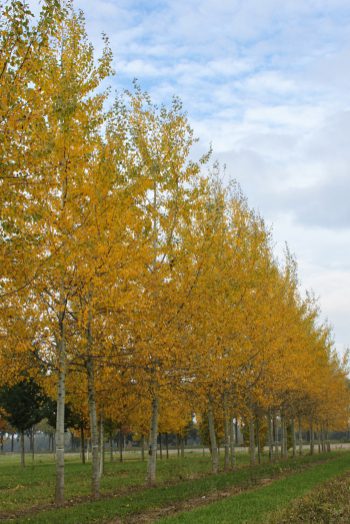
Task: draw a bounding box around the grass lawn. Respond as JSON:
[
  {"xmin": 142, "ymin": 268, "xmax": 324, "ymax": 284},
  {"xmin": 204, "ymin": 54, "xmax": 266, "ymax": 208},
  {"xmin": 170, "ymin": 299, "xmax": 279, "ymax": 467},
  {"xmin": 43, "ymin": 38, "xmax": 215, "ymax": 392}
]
[
  {"xmin": 160, "ymin": 452, "xmax": 350, "ymax": 523},
  {"xmin": 0, "ymin": 451, "xmax": 348, "ymax": 523},
  {"xmin": 0, "ymin": 450, "xmax": 251, "ymax": 513},
  {"xmin": 268, "ymin": 469, "xmax": 350, "ymax": 523}
]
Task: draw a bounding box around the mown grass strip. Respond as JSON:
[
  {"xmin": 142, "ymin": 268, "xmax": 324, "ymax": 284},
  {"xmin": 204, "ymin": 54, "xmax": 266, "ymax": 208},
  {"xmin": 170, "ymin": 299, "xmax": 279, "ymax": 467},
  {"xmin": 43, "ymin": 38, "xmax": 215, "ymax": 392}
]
[
  {"xmin": 0, "ymin": 453, "xmax": 247, "ymax": 513},
  {"xmin": 267, "ymin": 469, "xmax": 350, "ymax": 523},
  {"xmin": 5, "ymin": 452, "xmax": 345, "ymax": 523},
  {"xmin": 159, "ymin": 452, "xmax": 350, "ymax": 523}
]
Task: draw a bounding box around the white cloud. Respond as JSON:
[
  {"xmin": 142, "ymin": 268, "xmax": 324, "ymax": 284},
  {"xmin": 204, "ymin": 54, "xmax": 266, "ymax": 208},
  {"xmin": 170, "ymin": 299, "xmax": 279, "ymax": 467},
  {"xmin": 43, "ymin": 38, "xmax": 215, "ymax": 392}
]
[{"xmin": 26, "ymin": 0, "xmax": 350, "ymax": 353}]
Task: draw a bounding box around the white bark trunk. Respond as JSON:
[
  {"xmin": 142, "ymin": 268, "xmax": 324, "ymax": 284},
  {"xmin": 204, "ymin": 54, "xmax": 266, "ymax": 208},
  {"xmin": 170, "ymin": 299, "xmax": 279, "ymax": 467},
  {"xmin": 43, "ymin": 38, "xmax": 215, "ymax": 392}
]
[
  {"xmin": 146, "ymin": 396, "xmax": 159, "ymax": 485},
  {"xmin": 55, "ymin": 329, "xmax": 66, "ymax": 503},
  {"xmin": 249, "ymin": 417, "xmax": 256, "ymax": 465},
  {"xmin": 223, "ymin": 392, "xmax": 230, "ymax": 471},
  {"xmin": 229, "ymin": 414, "xmax": 236, "ymax": 468},
  {"xmin": 20, "ymin": 431, "xmax": 25, "ymax": 468},
  {"xmin": 207, "ymin": 396, "xmax": 219, "ymax": 474},
  {"xmin": 87, "ymin": 356, "xmax": 100, "ymax": 498},
  {"xmin": 268, "ymin": 412, "xmax": 273, "ymax": 462},
  {"xmin": 99, "ymin": 413, "xmax": 104, "ymax": 477},
  {"xmin": 291, "ymin": 418, "xmax": 296, "ymax": 457}
]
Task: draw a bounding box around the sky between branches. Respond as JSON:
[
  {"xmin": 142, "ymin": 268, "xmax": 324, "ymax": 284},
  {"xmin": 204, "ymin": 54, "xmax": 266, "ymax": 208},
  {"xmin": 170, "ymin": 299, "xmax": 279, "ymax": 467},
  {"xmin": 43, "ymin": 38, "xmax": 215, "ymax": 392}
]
[{"xmin": 30, "ymin": 0, "xmax": 350, "ymax": 355}]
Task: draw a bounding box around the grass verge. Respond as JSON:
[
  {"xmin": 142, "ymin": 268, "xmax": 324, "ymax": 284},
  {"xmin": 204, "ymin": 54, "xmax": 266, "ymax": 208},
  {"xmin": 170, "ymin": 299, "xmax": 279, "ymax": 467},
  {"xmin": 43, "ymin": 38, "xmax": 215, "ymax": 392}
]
[
  {"xmin": 267, "ymin": 470, "xmax": 350, "ymax": 523},
  {"xmin": 2, "ymin": 452, "xmax": 346, "ymax": 523},
  {"xmin": 158, "ymin": 452, "xmax": 350, "ymax": 523}
]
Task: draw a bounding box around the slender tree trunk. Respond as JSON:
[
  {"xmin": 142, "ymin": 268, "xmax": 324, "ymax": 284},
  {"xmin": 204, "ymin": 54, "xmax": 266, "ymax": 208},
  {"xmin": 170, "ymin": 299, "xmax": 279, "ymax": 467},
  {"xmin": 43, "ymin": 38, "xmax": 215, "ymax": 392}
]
[
  {"xmin": 223, "ymin": 392, "xmax": 230, "ymax": 471},
  {"xmin": 207, "ymin": 396, "xmax": 219, "ymax": 474},
  {"xmin": 268, "ymin": 412, "xmax": 273, "ymax": 462},
  {"xmin": 119, "ymin": 431, "xmax": 123, "ymax": 462},
  {"xmin": 109, "ymin": 437, "xmax": 113, "ymax": 462},
  {"xmin": 229, "ymin": 414, "xmax": 236, "ymax": 468},
  {"xmin": 298, "ymin": 417, "xmax": 302, "ymax": 455},
  {"xmin": 81, "ymin": 426, "xmax": 85, "ymax": 464},
  {"xmin": 283, "ymin": 415, "xmax": 288, "ymax": 459},
  {"xmin": 140, "ymin": 435, "xmax": 145, "ymax": 461},
  {"xmin": 180, "ymin": 435, "xmax": 185, "ymax": 458},
  {"xmin": 99, "ymin": 413, "xmax": 104, "ymax": 477},
  {"xmin": 291, "ymin": 418, "xmax": 296, "ymax": 458},
  {"xmin": 281, "ymin": 413, "xmax": 285, "ymax": 458},
  {"xmin": 256, "ymin": 418, "xmax": 261, "ymax": 464},
  {"xmin": 165, "ymin": 432, "xmax": 169, "ymax": 459},
  {"xmin": 310, "ymin": 418, "xmax": 314, "ymax": 455},
  {"xmin": 273, "ymin": 415, "xmax": 279, "ymax": 459},
  {"xmin": 11, "ymin": 433, "xmax": 14, "ymax": 453},
  {"xmin": 20, "ymin": 430, "xmax": 25, "ymax": 467},
  {"xmin": 176, "ymin": 434, "xmax": 180, "ymax": 457},
  {"xmin": 320, "ymin": 427, "xmax": 324, "ymax": 452},
  {"xmin": 31, "ymin": 428, "xmax": 35, "ymax": 463},
  {"xmin": 249, "ymin": 417, "xmax": 256, "ymax": 465},
  {"xmin": 159, "ymin": 433, "xmax": 163, "ymax": 460},
  {"xmin": 146, "ymin": 395, "xmax": 159, "ymax": 486},
  {"xmin": 86, "ymin": 356, "xmax": 100, "ymax": 498},
  {"xmin": 326, "ymin": 426, "xmax": 331, "ymax": 452},
  {"xmin": 321, "ymin": 427, "xmax": 326, "ymax": 452},
  {"xmin": 55, "ymin": 327, "xmax": 66, "ymax": 504},
  {"xmin": 318, "ymin": 430, "xmax": 321, "ymax": 454}
]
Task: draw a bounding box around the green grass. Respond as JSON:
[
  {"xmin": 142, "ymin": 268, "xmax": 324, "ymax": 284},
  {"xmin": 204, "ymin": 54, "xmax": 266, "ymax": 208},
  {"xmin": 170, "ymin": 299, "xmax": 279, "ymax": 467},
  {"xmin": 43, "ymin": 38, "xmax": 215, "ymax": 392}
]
[
  {"xmin": 268, "ymin": 470, "xmax": 350, "ymax": 523},
  {"xmin": 1, "ymin": 452, "xmax": 346, "ymax": 523},
  {"xmin": 0, "ymin": 450, "xmax": 250, "ymax": 513},
  {"xmin": 159, "ymin": 452, "xmax": 350, "ymax": 523}
]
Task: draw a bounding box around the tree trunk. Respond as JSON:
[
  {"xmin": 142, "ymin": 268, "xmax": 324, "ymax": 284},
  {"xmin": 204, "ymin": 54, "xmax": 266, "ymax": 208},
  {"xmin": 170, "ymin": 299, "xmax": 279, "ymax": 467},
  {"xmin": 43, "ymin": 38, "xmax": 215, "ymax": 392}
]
[
  {"xmin": 273, "ymin": 415, "xmax": 279, "ymax": 459},
  {"xmin": 119, "ymin": 431, "xmax": 123, "ymax": 462},
  {"xmin": 298, "ymin": 417, "xmax": 302, "ymax": 455},
  {"xmin": 20, "ymin": 430, "xmax": 25, "ymax": 467},
  {"xmin": 140, "ymin": 435, "xmax": 145, "ymax": 461},
  {"xmin": 268, "ymin": 412, "xmax": 273, "ymax": 462},
  {"xmin": 256, "ymin": 418, "xmax": 261, "ymax": 464},
  {"xmin": 310, "ymin": 419, "xmax": 314, "ymax": 455},
  {"xmin": 207, "ymin": 396, "xmax": 219, "ymax": 474},
  {"xmin": 81, "ymin": 425, "xmax": 85, "ymax": 464},
  {"xmin": 55, "ymin": 329, "xmax": 66, "ymax": 504},
  {"xmin": 229, "ymin": 414, "xmax": 236, "ymax": 468},
  {"xmin": 109, "ymin": 437, "xmax": 113, "ymax": 462},
  {"xmin": 11, "ymin": 433, "xmax": 14, "ymax": 453},
  {"xmin": 291, "ymin": 418, "xmax": 296, "ymax": 458},
  {"xmin": 321, "ymin": 427, "xmax": 326, "ymax": 452},
  {"xmin": 159, "ymin": 433, "xmax": 163, "ymax": 460},
  {"xmin": 281, "ymin": 413, "xmax": 285, "ymax": 458},
  {"xmin": 31, "ymin": 428, "xmax": 35, "ymax": 462},
  {"xmin": 180, "ymin": 435, "xmax": 185, "ymax": 458},
  {"xmin": 146, "ymin": 396, "xmax": 159, "ymax": 486},
  {"xmin": 176, "ymin": 434, "xmax": 180, "ymax": 457},
  {"xmin": 249, "ymin": 417, "xmax": 255, "ymax": 465},
  {"xmin": 223, "ymin": 392, "xmax": 230, "ymax": 471},
  {"xmin": 86, "ymin": 356, "xmax": 100, "ymax": 498},
  {"xmin": 326, "ymin": 426, "xmax": 331, "ymax": 452},
  {"xmin": 281, "ymin": 414, "xmax": 288, "ymax": 459},
  {"xmin": 165, "ymin": 432, "xmax": 169, "ymax": 459},
  {"xmin": 318, "ymin": 430, "xmax": 321, "ymax": 454},
  {"xmin": 99, "ymin": 413, "xmax": 104, "ymax": 477}
]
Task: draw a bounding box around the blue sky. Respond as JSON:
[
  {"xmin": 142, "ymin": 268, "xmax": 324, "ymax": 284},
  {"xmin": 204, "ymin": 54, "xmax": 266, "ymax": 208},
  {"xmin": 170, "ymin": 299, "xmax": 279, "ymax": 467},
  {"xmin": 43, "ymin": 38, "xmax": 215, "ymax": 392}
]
[{"xmin": 32, "ymin": 0, "xmax": 350, "ymax": 354}]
